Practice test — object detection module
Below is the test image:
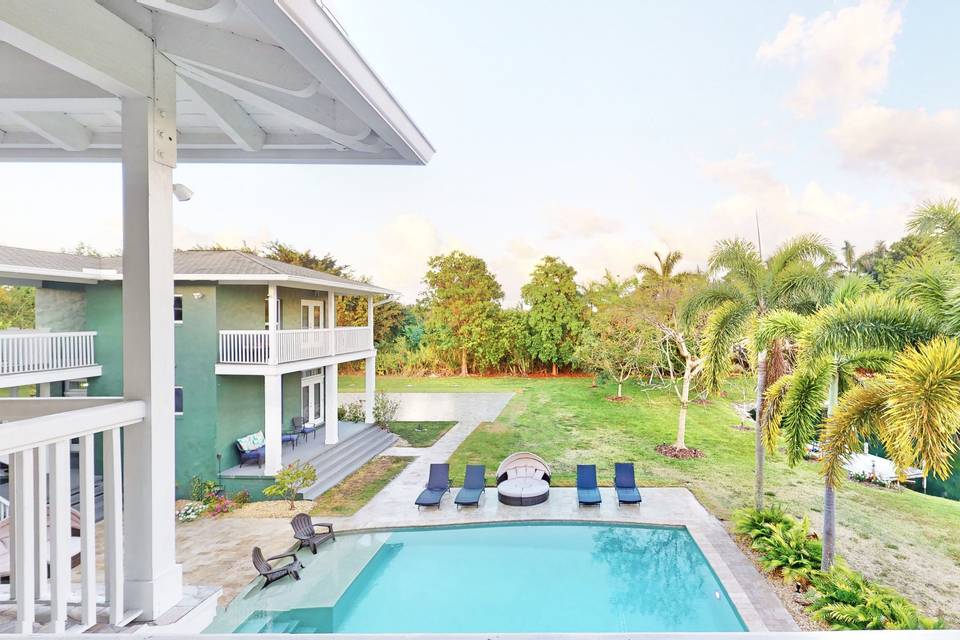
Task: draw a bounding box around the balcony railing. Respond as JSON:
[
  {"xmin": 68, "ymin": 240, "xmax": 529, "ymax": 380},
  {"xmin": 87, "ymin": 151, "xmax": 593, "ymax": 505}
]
[
  {"xmin": 0, "ymin": 331, "xmax": 97, "ymax": 376},
  {"xmin": 218, "ymin": 326, "xmax": 373, "ymax": 365}
]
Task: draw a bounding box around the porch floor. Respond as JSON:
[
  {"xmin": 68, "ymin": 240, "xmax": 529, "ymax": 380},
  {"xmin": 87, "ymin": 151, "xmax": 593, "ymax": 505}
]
[{"xmin": 220, "ymin": 422, "xmax": 369, "ymax": 478}]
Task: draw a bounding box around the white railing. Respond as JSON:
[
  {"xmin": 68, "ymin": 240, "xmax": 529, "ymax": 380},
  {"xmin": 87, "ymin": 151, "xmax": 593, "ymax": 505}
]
[
  {"xmin": 0, "ymin": 331, "xmax": 97, "ymax": 376},
  {"xmin": 218, "ymin": 327, "xmax": 373, "ymax": 365},
  {"xmin": 0, "ymin": 495, "xmax": 8, "ymax": 520},
  {"xmin": 0, "ymin": 400, "xmax": 144, "ymax": 632}
]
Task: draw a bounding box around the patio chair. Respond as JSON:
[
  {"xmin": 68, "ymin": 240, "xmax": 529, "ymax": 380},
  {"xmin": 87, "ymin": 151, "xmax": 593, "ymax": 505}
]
[
  {"xmin": 252, "ymin": 546, "xmax": 303, "ymax": 588},
  {"xmin": 454, "ymin": 464, "xmax": 486, "ymax": 509},
  {"xmin": 415, "ymin": 463, "xmax": 450, "ymax": 509},
  {"xmin": 576, "ymin": 464, "xmax": 602, "ymax": 506},
  {"xmin": 290, "ymin": 513, "xmax": 335, "ymax": 553},
  {"xmin": 281, "ymin": 427, "xmax": 299, "ymax": 449},
  {"xmin": 236, "ymin": 431, "xmax": 266, "ymax": 468},
  {"xmin": 292, "ymin": 416, "xmax": 317, "ymax": 441},
  {"xmin": 614, "ymin": 462, "xmax": 642, "ymax": 505}
]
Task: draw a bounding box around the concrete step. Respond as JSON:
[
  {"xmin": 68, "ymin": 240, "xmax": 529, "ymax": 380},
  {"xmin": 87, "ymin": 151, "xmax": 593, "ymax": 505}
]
[{"xmin": 301, "ymin": 428, "xmax": 397, "ymax": 500}]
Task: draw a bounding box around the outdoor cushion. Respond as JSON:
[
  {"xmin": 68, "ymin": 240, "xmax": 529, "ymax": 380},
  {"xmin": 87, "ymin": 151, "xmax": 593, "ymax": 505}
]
[
  {"xmin": 237, "ymin": 431, "xmax": 265, "ymax": 452},
  {"xmin": 498, "ymin": 477, "xmax": 549, "ymax": 501}
]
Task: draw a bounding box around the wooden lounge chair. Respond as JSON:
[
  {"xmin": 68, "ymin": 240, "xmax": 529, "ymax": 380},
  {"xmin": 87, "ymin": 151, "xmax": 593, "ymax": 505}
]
[
  {"xmin": 577, "ymin": 464, "xmax": 602, "ymax": 506},
  {"xmin": 290, "ymin": 513, "xmax": 335, "ymax": 553},
  {"xmin": 454, "ymin": 464, "xmax": 486, "ymax": 509},
  {"xmin": 252, "ymin": 546, "xmax": 303, "ymax": 588},
  {"xmin": 415, "ymin": 463, "xmax": 450, "ymax": 509},
  {"xmin": 614, "ymin": 462, "xmax": 642, "ymax": 505}
]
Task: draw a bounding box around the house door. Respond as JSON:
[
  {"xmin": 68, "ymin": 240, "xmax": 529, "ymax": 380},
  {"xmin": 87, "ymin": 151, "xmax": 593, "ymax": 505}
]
[
  {"xmin": 301, "ymin": 371, "xmax": 325, "ymax": 424},
  {"xmin": 301, "ymin": 300, "xmax": 325, "ymax": 329}
]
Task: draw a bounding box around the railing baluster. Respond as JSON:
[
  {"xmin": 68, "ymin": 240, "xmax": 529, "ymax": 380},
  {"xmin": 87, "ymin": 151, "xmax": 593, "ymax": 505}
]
[
  {"xmin": 49, "ymin": 441, "xmax": 71, "ymax": 633},
  {"xmin": 103, "ymin": 428, "xmax": 124, "ymax": 625},
  {"xmin": 12, "ymin": 450, "xmax": 36, "ymax": 634},
  {"xmin": 79, "ymin": 434, "xmax": 97, "ymax": 627},
  {"xmin": 33, "ymin": 447, "xmax": 48, "ymax": 601}
]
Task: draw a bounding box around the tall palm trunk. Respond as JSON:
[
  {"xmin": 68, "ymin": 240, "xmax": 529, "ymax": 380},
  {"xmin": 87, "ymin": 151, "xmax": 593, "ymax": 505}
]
[
  {"xmin": 822, "ymin": 368, "xmax": 840, "ymax": 570},
  {"xmin": 675, "ymin": 355, "xmax": 692, "ymax": 449},
  {"xmin": 754, "ymin": 350, "xmax": 767, "ymax": 510}
]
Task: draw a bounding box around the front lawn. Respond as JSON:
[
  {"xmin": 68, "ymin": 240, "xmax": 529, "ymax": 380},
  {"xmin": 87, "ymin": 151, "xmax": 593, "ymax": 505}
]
[
  {"xmin": 388, "ymin": 421, "xmax": 457, "ymax": 447},
  {"xmin": 342, "ymin": 374, "xmax": 960, "ymax": 625},
  {"xmin": 311, "ymin": 456, "xmax": 410, "ymax": 517}
]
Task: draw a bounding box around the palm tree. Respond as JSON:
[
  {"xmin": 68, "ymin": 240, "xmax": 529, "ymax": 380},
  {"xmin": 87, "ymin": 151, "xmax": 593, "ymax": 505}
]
[
  {"xmin": 837, "ymin": 240, "xmax": 858, "ymax": 274},
  {"xmin": 681, "ymin": 234, "xmax": 835, "ymax": 510},
  {"xmin": 758, "ymin": 272, "xmax": 945, "ymax": 569},
  {"xmin": 636, "ymin": 250, "xmax": 690, "ymax": 296},
  {"xmin": 906, "ymin": 198, "xmax": 960, "ymax": 255}
]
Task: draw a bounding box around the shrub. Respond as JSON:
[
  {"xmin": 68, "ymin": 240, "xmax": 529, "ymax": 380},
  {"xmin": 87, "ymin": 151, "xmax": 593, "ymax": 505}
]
[
  {"xmin": 263, "ymin": 461, "xmax": 317, "ymax": 509},
  {"xmin": 372, "ymin": 392, "xmax": 400, "ymax": 426},
  {"xmin": 733, "ymin": 504, "xmax": 795, "ymax": 541},
  {"xmin": 231, "ymin": 490, "xmax": 251, "ymax": 506},
  {"xmin": 338, "ymin": 400, "xmax": 364, "ymax": 423},
  {"xmin": 752, "ymin": 517, "xmax": 822, "ymax": 586},
  {"xmin": 190, "ymin": 475, "xmax": 218, "ymax": 503},
  {"xmin": 176, "ymin": 502, "xmax": 205, "ymax": 522},
  {"xmin": 206, "ymin": 493, "xmax": 236, "ymax": 517},
  {"xmin": 809, "ymin": 564, "xmax": 943, "ymax": 630}
]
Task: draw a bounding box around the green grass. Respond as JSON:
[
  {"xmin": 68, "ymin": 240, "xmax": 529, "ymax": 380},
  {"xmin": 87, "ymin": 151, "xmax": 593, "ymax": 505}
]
[
  {"xmin": 311, "ymin": 456, "xmax": 410, "ymax": 517},
  {"xmin": 388, "ymin": 421, "xmax": 457, "ymax": 447},
  {"xmin": 341, "ymin": 374, "xmax": 960, "ymax": 624}
]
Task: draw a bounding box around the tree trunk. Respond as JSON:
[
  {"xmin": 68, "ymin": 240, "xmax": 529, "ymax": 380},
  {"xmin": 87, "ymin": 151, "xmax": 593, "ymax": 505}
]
[
  {"xmin": 460, "ymin": 348, "xmax": 468, "ymax": 376},
  {"xmin": 552, "ymin": 362, "xmax": 558, "ymax": 376},
  {"xmin": 822, "ymin": 368, "xmax": 840, "ymax": 570},
  {"xmin": 675, "ymin": 356, "xmax": 692, "ymax": 449},
  {"xmin": 754, "ymin": 350, "xmax": 767, "ymax": 510},
  {"xmin": 617, "ymin": 381, "xmax": 623, "ymax": 398}
]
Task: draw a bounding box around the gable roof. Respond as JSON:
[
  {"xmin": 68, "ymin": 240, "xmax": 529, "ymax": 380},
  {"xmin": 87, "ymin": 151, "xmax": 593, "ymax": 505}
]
[{"xmin": 0, "ymin": 246, "xmax": 396, "ymax": 296}]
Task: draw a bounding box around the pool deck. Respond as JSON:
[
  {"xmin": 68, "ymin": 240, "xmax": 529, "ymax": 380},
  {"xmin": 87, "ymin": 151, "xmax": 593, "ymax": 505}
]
[{"xmin": 179, "ymin": 392, "xmax": 797, "ymax": 633}]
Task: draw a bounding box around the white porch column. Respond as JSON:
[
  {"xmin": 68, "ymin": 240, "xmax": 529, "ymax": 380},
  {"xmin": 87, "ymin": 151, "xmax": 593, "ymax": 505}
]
[
  {"xmin": 364, "ymin": 355, "xmax": 376, "ymax": 424},
  {"xmin": 324, "ymin": 364, "xmax": 339, "ymax": 444},
  {"xmin": 263, "ymin": 374, "xmax": 283, "ymax": 474},
  {"xmin": 267, "ymin": 284, "xmax": 278, "ymax": 365},
  {"xmin": 119, "ymin": 52, "xmax": 183, "ymax": 620}
]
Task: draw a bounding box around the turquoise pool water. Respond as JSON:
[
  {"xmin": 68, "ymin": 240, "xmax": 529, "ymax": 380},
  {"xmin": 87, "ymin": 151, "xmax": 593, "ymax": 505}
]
[{"xmin": 212, "ymin": 522, "xmax": 746, "ymax": 633}]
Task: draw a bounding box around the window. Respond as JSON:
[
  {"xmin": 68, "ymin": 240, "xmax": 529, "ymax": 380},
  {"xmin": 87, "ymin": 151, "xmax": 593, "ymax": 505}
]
[
  {"xmin": 173, "ymin": 295, "xmax": 183, "ymax": 323},
  {"xmin": 174, "ymin": 386, "xmax": 184, "ymax": 415}
]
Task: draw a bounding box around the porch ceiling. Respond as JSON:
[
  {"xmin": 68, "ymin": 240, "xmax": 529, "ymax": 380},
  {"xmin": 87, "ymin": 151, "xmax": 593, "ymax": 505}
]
[{"xmin": 0, "ymin": 0, "xmax": 433, "ymax": 164}]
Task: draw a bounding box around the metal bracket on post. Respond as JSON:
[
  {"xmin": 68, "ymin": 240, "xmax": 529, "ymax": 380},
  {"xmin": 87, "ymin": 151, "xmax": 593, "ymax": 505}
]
[{"xmin": 153, "ymin": 50, "xmax": 177, "ymax": 168}]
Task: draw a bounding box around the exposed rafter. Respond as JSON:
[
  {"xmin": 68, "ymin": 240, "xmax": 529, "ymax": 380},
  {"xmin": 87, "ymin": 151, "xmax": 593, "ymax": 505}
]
[
  {"xmin": 175, "ymin": 62, "xmax": 380, "ymax": 153},
  {"xmin": 137, "ymin": 0, "xmax": 237, "ymax": 24},
  {"xmin": 10, "ymin": 112, "xmax": 91, "ymax": 151},
  {"xmin": 179, "ymin": 75, "xmax": 264, "ymax": 152},
  {"xmin": 155, "ymin": 14, "xmax": 317, "ymax": 97},
  {"xmin": 0, "ymin": 0, "xmax": 154, "ymax": 97}
]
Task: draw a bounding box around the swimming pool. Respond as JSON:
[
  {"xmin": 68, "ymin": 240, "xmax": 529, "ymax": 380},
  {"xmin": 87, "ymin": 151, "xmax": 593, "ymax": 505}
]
[{"xmin": 207, "ymin": 522, "xmax": 746, "ymax": 634}]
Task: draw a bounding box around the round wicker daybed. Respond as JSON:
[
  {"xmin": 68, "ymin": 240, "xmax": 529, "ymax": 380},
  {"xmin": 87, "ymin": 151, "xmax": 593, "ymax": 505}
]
[{"xmin": 496, "ymin": 452, "xmax": 551, "ymax": 506}]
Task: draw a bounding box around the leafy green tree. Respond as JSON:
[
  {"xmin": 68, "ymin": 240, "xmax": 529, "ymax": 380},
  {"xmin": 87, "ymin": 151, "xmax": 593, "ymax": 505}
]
[
  {"xmin": 262, "ymin": 461, "xmax": 317, "ymax": 509},
  {"xmin": 584, "ymin": 270, "xmax": 637, "ymax": 309},
  {"xmin": 681, "ymin": 234, "xmax": 835, "ymax": 510},
  {"xmin": 521, "ymin": 256, "xmax": 586, "ymax": 375},
  {"xmin": 636, "ymin": 249, "xmax": 692, "ymax": 297},
  {"xmin": 422, "ymin": 251, "xmax": 504, "ymax": 375},
  {"xmin": 575, "ymin": 303, "xmax": 654, "ymax": 398},
  {"xmin": 0, "ymin": 286, "xmax": 35, "ymax": 329},
  {"xmin": 905, "ymin": 198, "xmax": 960, "ymax": 255},
  {"xmin": 497, "ymin": 307, "xmax": 534, "ymax": 374}
]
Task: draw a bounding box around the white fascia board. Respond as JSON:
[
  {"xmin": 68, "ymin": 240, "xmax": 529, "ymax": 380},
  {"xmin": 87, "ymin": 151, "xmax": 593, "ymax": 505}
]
[
  {"xmin": 214, "ymin": 348, "xmax": 376, "ymax": 376},
  {"xmin": 0, "ymin": 365, "xmax": 102, "ymax": 390},
  {"xmin": 177, "ymin": 273, "xmax": 398, "ymax": 297},
  {"xmin": 0, "ymin": 265, "xmax": 101, "ymax": 285},
  {"xmin": 239, "ymin": 0, "xmax": 434, "ymax": 165}
]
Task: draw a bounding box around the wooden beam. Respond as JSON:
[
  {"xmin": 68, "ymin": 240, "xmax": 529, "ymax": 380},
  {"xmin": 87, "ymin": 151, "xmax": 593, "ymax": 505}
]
[
  {"xmin": 176, "ymin": 63, "xmax": 381, "ymax": 153},
  {"xmin": 0, "ymin": 0, "xmax": 154, "ymax": 97},
  {"xmin": 156, "ymin": 13, "xmax": 316, "ymax": 97},
  {"xmin": 179, "ymin": 75, "xmax": 265, "ymax": 152},
  {"xmin": 11, "ymin": 112, "xmax": 92, "ymax": 151}
]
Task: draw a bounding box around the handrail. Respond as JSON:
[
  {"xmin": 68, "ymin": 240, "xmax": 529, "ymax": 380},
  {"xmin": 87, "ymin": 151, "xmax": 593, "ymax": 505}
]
[
  {"xmin": 219, "ymin": 326, "xmax": 373, "ymax": 365},
  {"xmin": 0, "ymin": 331, "xmax": 98, "ymax": 375},
  {"xmin": 0, "ymin": 400, "xmax": 144, "ymax": 454}
]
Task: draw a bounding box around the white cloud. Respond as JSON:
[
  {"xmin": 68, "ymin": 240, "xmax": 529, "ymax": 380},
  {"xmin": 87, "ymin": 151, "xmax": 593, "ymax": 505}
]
[
  {"xmin": 831, "ymin": 105, "xmax": 960, "ymax": 195},
  {"xmin": 758, "ymin": 0, "xmax": 901, "ymax": 117},
  {"xmin": 365, "ymin": 213, "xmax": 444, "ymax": 302},
  {"xmin": 543, "ymin": 207, "xmax": 622, "ymax": 240}
]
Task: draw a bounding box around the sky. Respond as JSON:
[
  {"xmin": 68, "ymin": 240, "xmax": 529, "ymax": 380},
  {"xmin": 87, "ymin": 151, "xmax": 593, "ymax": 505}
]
[{"xmin": 3, "ymin": 0, "xmax": 960, "ymax": 304}]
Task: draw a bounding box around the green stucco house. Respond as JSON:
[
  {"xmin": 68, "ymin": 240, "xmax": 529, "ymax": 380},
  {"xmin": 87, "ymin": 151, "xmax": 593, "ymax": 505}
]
[{"xmin": 0, "ymin": 245, "xmax": 394, "ymax": 499}]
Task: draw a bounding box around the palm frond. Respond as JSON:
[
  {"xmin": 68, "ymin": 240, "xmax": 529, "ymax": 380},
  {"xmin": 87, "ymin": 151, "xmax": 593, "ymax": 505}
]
[
  {"xmin": 678, "ymin": 282, "xmax": 745, "ymax": 328},
  {"xmin": 821, "ymin": 382, "xmax": 890, "ymax": 487},
  {"xmin": 770, "ymin": 261, "xmax": 833, "ymax": 311},
  {"xmin": 803, "ymin": 294, "xmax": 939, "ymax": 359},
  {"xmin": 886, "ymin": 253, "xmax": 960, "ymax": 324},
  {"xmin": 779, "ymin": 359, "xmax": 832, "ymax": 465},
  {"xmin": 761, "ymin": 373, "xmax": 792, "ymax": 451},
  {"xmin": 699, "ymin": 301, "xmax": 754, "ymax": 393},
  {"xmin": 767, "ymin": 233, "xmax": 835, "ymax": 276},
  {"xmin": 906, "ymin": 198, "xmax": 960, "ymax": 241},
  {"xmin": 756, "ymin": 309, "xmax": 808, "ymax": 351},
  {"xmin": 831, "ymin": 274, "xmax": 877, "ymax": 305},
  {"xmin": 708, "ymin": 238, "xmax": 764, "ymax": 292}
]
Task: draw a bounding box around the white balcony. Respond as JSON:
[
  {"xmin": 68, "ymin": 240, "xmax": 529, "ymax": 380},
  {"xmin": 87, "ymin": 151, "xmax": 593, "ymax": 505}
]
[
  {"xmin": 218, "ymin": 327, "xmax": 374, "ymax": 366},
  {"xmin": 0, "ymin": 332, "xmax": 101, "ymax": 389}
]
